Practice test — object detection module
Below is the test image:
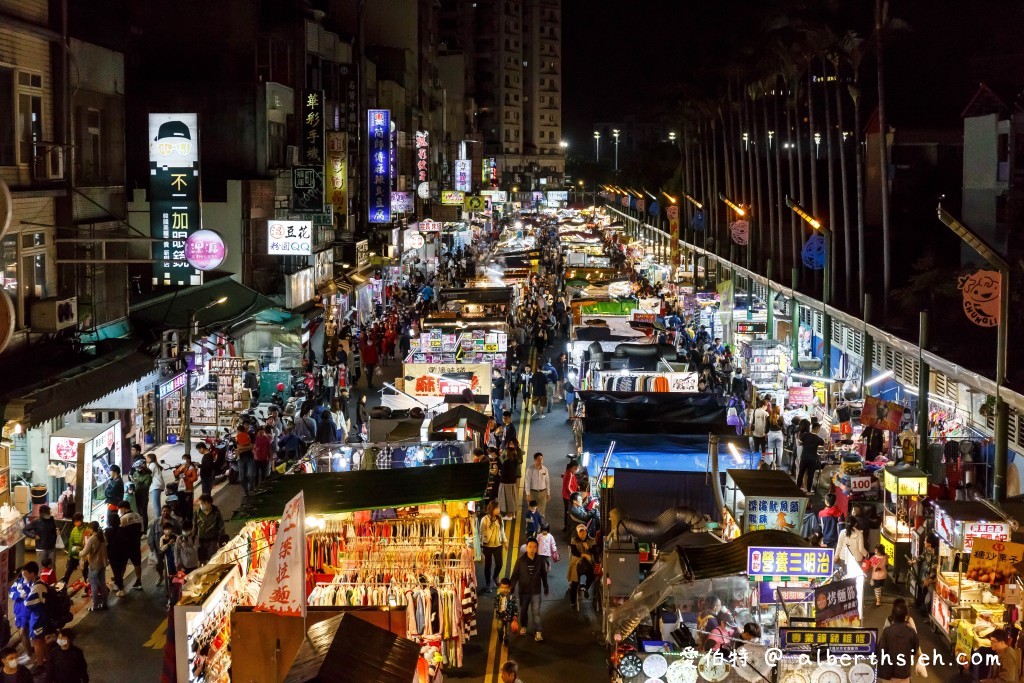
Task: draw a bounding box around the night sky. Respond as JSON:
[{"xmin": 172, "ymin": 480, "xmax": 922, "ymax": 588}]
[{"xmin": 562, "ymin": 0, "xmax": 1024, "ymax": 146}]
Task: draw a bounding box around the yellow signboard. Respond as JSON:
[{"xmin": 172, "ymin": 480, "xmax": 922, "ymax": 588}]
[
  {"xmin": 441, "ymin": 190, "xmax": 465, "ymax": 206},
  {"xmin": 884, "ymin": 471, "xmax": 928, "ymax": 496},
  {"xmin": 955, "ymin": 620, "xmax": 975, "ymax": 663},
  {"xmin": 880, "ymin": 534, "xmax": 895, "ymax": 567},
  {"xmin": 966, "ymin": 537, "xmax": 1024, "ymax": 585},
  {"xmin": 464, "ymin": 195, "xmax": 485, "ymax": 212}
]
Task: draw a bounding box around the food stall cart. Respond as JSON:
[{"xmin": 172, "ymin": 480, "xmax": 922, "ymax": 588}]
[
  {"xmin": 723, "ymin": 470, "xmax": 810, "ymax": 536},
  {"xmin": 880, "ymin": 465, "xmax": 928, "ymax": 580},
  {"xmin": 930, "ymin": 500, "xmax": 1013, "ymax": 648},
  {"xmin": 48, "ymin": 421, "xmax": 123, "ymax": 524}
]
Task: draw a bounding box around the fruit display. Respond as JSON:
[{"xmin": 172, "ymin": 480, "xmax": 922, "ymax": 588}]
[{"xmin": 965, "ymin": 565, "xmax": 1019, "ymax": 586}]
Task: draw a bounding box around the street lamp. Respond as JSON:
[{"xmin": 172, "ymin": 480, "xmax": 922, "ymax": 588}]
[
  {"xmin": 937, "ymin": 204, "xmax": 1010, "ymax": 501},
  {"xmin": 787, "ymin": 195, "xmax": 832, "ymax": 376},
  {"xmin": 183, "ymin": 296, "xmax": 228, "ymax": 457},
  {"xmin": 559, "ymin": 140, "xmax": 568, "ymax": 150},
  {"xmin": 668, "ymin": 131, "xmax": 677, "ymax": 143},
  {"xmin": 593, "ymin": 131, "xmax": 600, "ymax": 162},
  {"xmin": 612, "ymin": 129, "xmax": 620, "ymax": 172}
]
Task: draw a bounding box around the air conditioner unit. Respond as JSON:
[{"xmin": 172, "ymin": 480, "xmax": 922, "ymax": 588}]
[
  {"xmin": 287, "ymin": 145, "xmax": 300, "ymax": 166},
  {"xmin": 31, "ymin": 296, "xmax": 77, "ymax": 331},
  {"xmin": 33, "ymin": 146, "xmax": 64, "ymax": 181}
]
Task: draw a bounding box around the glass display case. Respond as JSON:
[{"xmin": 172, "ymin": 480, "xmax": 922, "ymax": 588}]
[{"xmin": 880, "ymin": 465, "xmax": 927, "ymax": 576}]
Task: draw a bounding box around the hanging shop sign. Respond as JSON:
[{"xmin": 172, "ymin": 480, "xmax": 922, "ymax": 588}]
[
  {"xmin": 158, "ymin": 372, "xmax": 187, "ymax": 400},
  {"xmin": 355, "ymin": 239, "xmax": 370, "ymax": 269},
  {"xmin": 744, "ymin": 496, "xmax": 807, "ymax": 534},
  {"xmin": 418, "ymin": 219, "xmax": 441, "ymax": 233},
  {"xmin": 454, "ymin": 159, "xmax": 472, "ymax": 192},
  {"xmin": 788, "ymin": 386, "xmax": 815, "ymax": 406},
  {"xmin": 735, "ymin": 321, "xmax": 767, "ymax": 334},
  {"xmin": 391, "ymin": 191, "xmax": 414, "ymax": 214},
  {"xmin": 667, "ymin": 204, "xmax": 680, "ymax": 265},
  {"xmin": 482, "ymin": 157, "xmax": 496, "ymax": 184},
  {"xmin": 414, "ymin": 130, "xmax": 429, "ymax": 184},
  {"xmin": 325, "ymin": 132, "xmax": 348, "ymax": 217},
  {"xmin": 367, "ymin": 109, "xmax": 392, "ymax": 224},
  {"xmin": 934, "ymin": 505, "xmax": 1011, "ymax": 551},
  {"xmin": 859, "ymin": 396, "xmax": 904, "ymax": 432},
  {"xmin": 184, "ymin": 229, "xmax": 227, "ymax": 272},
  {"xmin": 268, "ymin": 220, "xmax": 312, "ymax": 255},
  {"xmin": 463, "ymin": 195, "xmax": 485, "ymax": 212},
  {"xmin": 255, "ymin": 491, "xmax": 306, "ymax": 617},
  {"xmin": 441, "ymin": 191, "xmax": 465, "ymax": 206},
  {"xmin": 149, "ymin": 113, "xmax": 202, "ymax": 286},
  {"xmin": 757, "ymin": 583, "xmax": 815, "ymax": 605},
  {"xmin": 404, "ymin": 231, "xmax": 425, "ymax": 250},
  {"xmin": 692, "ymin": 208, "xmax": 706, "ymax": 231},
  {"xmin": 290, "ymin": 166, "xmax": 325, "ymax": 213},
  {"xmin": 300, "ymin": 90, "xmax": 325, "ymax": 166},
  {"xmin": 958, "ymin": 269, "xmax": 1001, "ymax": 327},
  {"xmin": 814, "ymin": 577, "xmax": 861, "ymax": 627},
  {"xmin": 481, "ymin": 190, "xmax": 508, "ymax": 203},
  {"xmin": 883, "ymin": 469, "xmax": 927, "ymax": 496},
  {"xmin": 418, "ymin": 182, "xmax": 431, "ymax": 199},
  {"xmin": 747, "ymin": 546, "xmax": 833, "ymax": 581},
  {"xmin": 547, "ymin": 190, "xmax": 568, "ymax": 203},
  {"xmin": 778, "ymin": 628, "xmax": 877, "ymax": 655},
  {"xmin": 729, "ymin": 219, "xmax": 749, "ymax": 246},
  {"xmin": 49, "ymin": 437, "xmax": 82, "ymax": 463},
  {"xmin": 966, "ymin": 538, "xmax": 1024, "ymax": 585},
  {"xmin": 403, "ymin": 362, "xmax": 491, "ymax": 399},
  {"xmin": 802, "ymin": 233, "xmax": 827, "ymax": 270}
]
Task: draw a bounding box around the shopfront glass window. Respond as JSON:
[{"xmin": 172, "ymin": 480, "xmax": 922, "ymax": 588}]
[
  {"xmin": 1, "ymin": 236, "xmax": 16, "ymax": 297},
  {"xmin": 21, "ymin": 253, "xmax": 47, "ymax": 299}
]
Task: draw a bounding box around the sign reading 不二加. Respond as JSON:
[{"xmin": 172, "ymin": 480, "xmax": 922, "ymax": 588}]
[
  {"xmin": 149, "ymin": 113, "xmax": 202, "ymax": 286},
  {"xmin": 747, "ymin": 546, "xmax": 834, "ymax": 581},
  {"xmin": 368, "ymin": 109, "xmax": 392, "ymax": 223}
]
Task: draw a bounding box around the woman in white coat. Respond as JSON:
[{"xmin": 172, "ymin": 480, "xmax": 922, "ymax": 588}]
[{"xmin": 834, "ymin": 517, "xmax": 867, "ymax": 569}]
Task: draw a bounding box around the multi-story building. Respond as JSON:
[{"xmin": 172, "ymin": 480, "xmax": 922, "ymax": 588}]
[{"xmin": 440, "ymin": 0, "xmax": 564, "ymax": 190}]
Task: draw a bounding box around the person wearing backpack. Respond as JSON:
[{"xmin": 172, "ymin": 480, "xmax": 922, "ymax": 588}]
[{"xmin": 22, "ymin": 562, "xmax": 52, "ymax": 667}]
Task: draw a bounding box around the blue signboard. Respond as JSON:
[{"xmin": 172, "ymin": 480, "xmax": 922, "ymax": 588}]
[
  {"xmin": 743, "ymin": 496, "xmax": 807, "ymax": 534},
  {"xmin": 747, "ymin": 546, "xmax": 834, "ymax": 580},
  {"xmin": 778, "ymin": 627, "xmax": 877, "ymax": 655},
  {"xmin": 367, "ymin": 109, "xmax": 391, "ymax": 224},
  {"xmin": 757, "ymin": 583, "xmax": 815, "ymax": 604}
]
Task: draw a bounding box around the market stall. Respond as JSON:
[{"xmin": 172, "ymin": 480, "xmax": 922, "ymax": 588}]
[
  {"xmin": 722, "ymin": 469, "xmax": 810, "ymax": 536},
  {"xmin": 930, "ymin": 500, "xmax": 1013, "ymax": 647},
  {"xmin": 47, "ymin": 421, "xmax": 122, "ymax": 524},
  {"xmin": 174, "ymin": 462, "xmax": 488, "ymax": 683},
  {"xmin": 879, "ymin": 464, "xmax": 928, "ymax": 579}
]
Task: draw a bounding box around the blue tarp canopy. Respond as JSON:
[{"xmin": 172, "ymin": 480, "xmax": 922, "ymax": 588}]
[{"xmin": 581, "ymin": 433, "xmax": 757, "ymax": 472}]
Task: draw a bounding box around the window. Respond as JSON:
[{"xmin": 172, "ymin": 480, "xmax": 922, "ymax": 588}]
[
  {"xmin": 17, "ymin": 70, "xmax": 43, "ymax": 166},
  {"xmin": 0, "ymin": 66, "xmax": 14, "ymax": 165},
  {"xmin": 2, "ymin": 228, "xmax": 51, "ymax": 328},
  {"xmin": 268, "ymin": 121, "xmax": 286, "ymax": 168},
  {"xmin": 76, "ymin": 107, "xmax": 102, "ymax": 184}
]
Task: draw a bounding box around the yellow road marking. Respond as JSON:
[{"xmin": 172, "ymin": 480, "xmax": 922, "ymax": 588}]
[
  {"xmin": 484, "ymin": 347, "xmax": 537, "ymax": 682},
  {"xmin": 144, "ymin": 618, "xmax": 168, "ymax": 650}
]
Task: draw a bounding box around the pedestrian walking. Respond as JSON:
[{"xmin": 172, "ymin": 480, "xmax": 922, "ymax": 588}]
[
  {"xmin": 500, "ymin": 660, "xmax": 524, "ymax": 683},
  {"xmin": 494, "ymin": 578, "xmax": 518, "ymax": 648},
  {"xmin": 46, "ymin": 628, "xmax": 89, "ymax": 683},
  {"xmin": 877, "ymin": 599, "xmax": 919, "ymax": 683},
  {"xmin": 834, "ymin": 518, "xmax": 867, "ymax": 570},
  {"xmin": 498, "ymin": 445, "xmax": 521, "ymax": 520},
  {"xmin": 196, "ymin": 442, "xmax": 215, "ymax": 499},
  {"xmin": 22, "ymin": 562, "xmax": 52, "ymax": 667},
  {"xmin": 173, "ymin": 454, "xmax": 199, "ymax": 524},
  {"xmin": 174, "ymin": 521, "xmax": 200, "ymax": 575},
  {"xmin": 523, "ymin": 452, "xmax": 550, "ymax": 521},
  {"xmin": 529, "ymin": 366, "xmax": 548, "ymax": 418},
  {"xmin": 479, "ymin": 501, "xmax": 507, "ymax": 593},
  {"xmin": 567, "ymin": 524, "xmax": 597, "ymax": 608},
  {"xmin": 235, "ymin": 424, "xmax": 257, "ymax": 498},
  {"xmin": 24, "ymin": 505, "xmax": 57, "ymax": 568},
  {"xmin": 561, "ymin": 461, "xmax": 579, "ymax": 531},
  {"xmin": 0, "ymin": 646, "xmax": 31, "ymax": 683},
  {"xmin": 194, "ymin": 494, "xmax": 225, "ymax": 564},
  {"xmin": 147, "ymin": 453, "xmax": 165, "ymax": 519},
  {"xmin": 508, "ymin": 538, "xmax": 548, "ymax": 642},
  {"xmin": 130, "ymin": 456, "xmax": 152, "ymax": 532},
  {"xmin": 115, "ymin": 500, "xmax": 144, "ymax": 594},
  {"xmin": 870, "ymin": 544, "xmax": 888, "ymax": 606},
  {"xmin": 491, "ymin": 369, "xmax": 506, "ymax": 418}
]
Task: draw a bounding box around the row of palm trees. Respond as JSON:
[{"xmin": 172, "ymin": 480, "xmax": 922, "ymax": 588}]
[{"xmin": 663, "ymin": 1, "xmax": 904, "ymax": 318}]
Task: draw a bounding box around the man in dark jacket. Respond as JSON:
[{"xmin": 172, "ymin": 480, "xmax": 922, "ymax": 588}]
[
  {"xmin": 509, "ymin": 539, "xmax": 549, "ymax": 642},
  {"xmin": 46, "ymin": 628, "xmax": 88, "ymax": 683},
  {"xmin": 104, "ymin": 466, "xmax": 124, "ymax": 512},
  {"xmin": 117, "ymin": 500, "xmax": 144, "ymax": 593},
  {"xmin": 24, "ymin": 506, "xmax": 57, "ymax": 567},
  {"xmin": 877, "ymin": 600, "xmax": 919, "ymax": 681}
]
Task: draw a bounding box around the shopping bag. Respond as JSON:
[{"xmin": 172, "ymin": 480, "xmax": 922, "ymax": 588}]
[
  {"xmin": 552, "ymin": 549, "xmax": 560, "ymax": 563},
  {"xmin": 510, "ymin": 617, "xmax": 519, "ymax": 633}
]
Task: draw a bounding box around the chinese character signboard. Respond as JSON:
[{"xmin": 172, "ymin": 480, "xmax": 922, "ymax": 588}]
[
  {"xmin": 454, "ymin": 159, "xmax": 472, "ymax": 192},
  {"xmin": 325, "ymin": 132, "xmax": 348, "ymax": 218},
  {"xmin": 747, "ymin": 546, "xmax": 833, "ymax": 581},
  {"xmin": 415, "ymin": 130, "xmax": 429, "ymax": 186},
  {"xmin": 860, "ymin": 396, "xmax": 904, "ymax": 432},
  {"xmin": 355, "ymin": 239, "xmax": 370, "ymax": 269},
  {"xmin": 778, "ymin": 628, "xmax": 876, "ymax": 655},
  {"xmin": 744, "ymin": 496, "xmax": 807, "ymax": 534},
  {"xmin": 814, "ymin": 577, "xmax": 861, "ymax": 627},
  {"xmin": 184, "ymin": 229, "xmax": 226, "ymax": 271},
  {"xmin": 391, "ymin": 191, "xmax": 414, "ymax": 214},
  {"xmin": 757, "ymin": 583, "xmax": 815, "ymax": 605},
  {"xmin": 368, "ymin": 110, "xmax": 391, "ymax": 223},
  {"xmin": 547, "ymin": 190, "xmax": 568, "ymax": 203},
  {"xmin": 268, "ymin": 220, "xmax": 312, "ymax": 255},
  {"xmin": 291, "ymin": 166, "xmax": 325, "ymax": 213},
  {"xmin": 301, "ymin": 90, "xmax": 324, "ymax": 166},
  {"xmin": 255, "ymin": 491, "xmax": 306, "ymax": 617},
  {"xmin": 441, "ymin": 191, "xmax": 465, "ymax": 206},
  {"xmin": 149, "ymin": 113, "xmax": 201, "ymax": 286},
  {"xmin": 667, "ymin": 204, "xmax": 680, "ymax": 265},
  {"xmin": 402, "ymin": 363, "xmax": 492, "ymax": 399},
  {"xmin": 966, "ymin": 538, "xmax": 1024, "ymax": 585},
  {"xmin": 482, "ymin": 157, "xmax": 497, "ymax": 184}
]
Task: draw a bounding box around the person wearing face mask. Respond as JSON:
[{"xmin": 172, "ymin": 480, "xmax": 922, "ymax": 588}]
[
  {"xmin": 0, "ymin": 646, "xmax": 31, "ymax": 683},
  {"xmin": 79, "ymin": 523, "xmax": 107, "ymax": 612},
  {"xmin": 193, "ymin": 494, "xmax": 225, "ymax": 564},
  {"xmin": 45, "ymin": 629, "xmax": 88, "ymax": 683}
]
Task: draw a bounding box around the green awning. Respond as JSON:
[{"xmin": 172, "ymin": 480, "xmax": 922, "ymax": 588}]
[
  {"xmin": 254, "ymin": 307, "xmax": 301, "ymax": 330},
  {"xmin": 129, "ymin": 276, "xmax": 280, "ymax": 336},
  {"xmin": 232, "ymin": 462, "xmax": 489, "ymax": 521}
]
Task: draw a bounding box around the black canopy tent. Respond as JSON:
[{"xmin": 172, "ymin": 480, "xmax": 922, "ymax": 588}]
[
  {"xmin": 435, "ymin": 287, "xmax": 514, "ymax": 305},
  {"xmin": 232, "ymin": 462, "xmax": 489, "ymax": 521},
  {"xmin": 578, "ymin": 391, "xmax": 732, "ymax": 435},
  {"xmin": 430, "ymin": 404, "xmax": 490, "ymax": 433}
]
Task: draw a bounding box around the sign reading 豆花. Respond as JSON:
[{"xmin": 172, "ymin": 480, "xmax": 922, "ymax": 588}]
[{"xmin": 268, "ymin": 220, "xmax": 312, "ymax": 255}]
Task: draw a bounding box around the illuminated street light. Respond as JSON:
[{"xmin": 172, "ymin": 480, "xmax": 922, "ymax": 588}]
[{"xmin": 719, "ymin": 193, "xmax": 746, "ymax": 217}]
